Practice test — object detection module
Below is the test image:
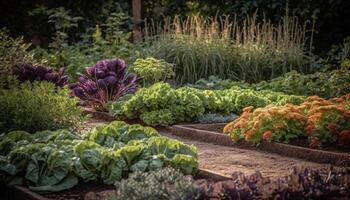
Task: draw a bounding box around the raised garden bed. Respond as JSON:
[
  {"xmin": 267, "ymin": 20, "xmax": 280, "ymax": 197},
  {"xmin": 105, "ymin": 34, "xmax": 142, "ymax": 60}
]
[
  {"xmin": 1, "ymin": 169, "xmax": 229, "ymax": 200},
  {"xmin": 171, "ymin": 123, "xmax": 350, "ymax": 166}
]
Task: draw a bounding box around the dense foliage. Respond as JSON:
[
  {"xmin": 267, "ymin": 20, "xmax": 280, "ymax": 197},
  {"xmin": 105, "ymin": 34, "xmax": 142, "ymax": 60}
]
[
  {"xmin": 0, "ymin": 77, "xmax": 83, "ymax": 133},
  {"xmin": 189, "ymin": 69, "xmax": 350, "ymax": 99},
  {"xmin": 130, "ymin": 57, "xmax": 174, "ymax": 87},
  {"xmin": 0, "ymin": 29, "xmax": 34, "ymax": 76},
  {"xmin": 224, "ymin": 94, "xmax": 350, "ymax": 148},
  {"xmin": 0, "ymin": 121, "xmax": 198, "ymax": 193},
  {"xmin": 70, "ymin": 58, "xmax": 141, "ymax": 111},
  {"xmin": 109, "ymin": 82, "xmax": 305, "ymax": 126},
  {"xmin": 111, "ymin": 167, "xmax": 201, "ymax": 200},
  {"xmin": 108, "ymin": 166, "xmax": 350, "ymax": 200},
  {"xmin": 17, "ymin": 64, "xmax": 68, "ymax": 87},
  {"xmin": 198, "ymin": 167, "xmax": 350, "ymax": 199}
]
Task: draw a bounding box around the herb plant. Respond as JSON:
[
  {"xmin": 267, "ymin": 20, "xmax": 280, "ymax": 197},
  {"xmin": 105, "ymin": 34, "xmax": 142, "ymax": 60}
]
[{"xmin": 0, "ymin": 78, "xmax": 83, "ymax": 133}]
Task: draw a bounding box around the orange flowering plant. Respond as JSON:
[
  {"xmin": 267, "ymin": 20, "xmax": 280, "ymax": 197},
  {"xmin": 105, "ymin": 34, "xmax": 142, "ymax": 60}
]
[{"xmin": 223, "ymin": 94, "xmax": 350, "ymax": 148}]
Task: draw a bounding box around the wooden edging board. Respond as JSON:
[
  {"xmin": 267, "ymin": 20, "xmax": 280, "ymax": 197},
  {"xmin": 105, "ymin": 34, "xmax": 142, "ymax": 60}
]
[
  {"xmin": 6, "ymin": 169, "xmax": 228, "ymax": 200},
  {"xmin": 171, "ymin": 124, "xmax": 350, "ymax": 167}
]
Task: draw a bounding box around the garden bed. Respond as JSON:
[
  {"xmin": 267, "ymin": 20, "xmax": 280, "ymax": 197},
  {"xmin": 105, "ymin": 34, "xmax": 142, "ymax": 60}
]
[
  {"xmin": 171, "ymin": 123, "xmax": 350, "ymax": 166},
  {"xmin": 2, "ymin": 169, "xmax": 229, "ymax": 200}
]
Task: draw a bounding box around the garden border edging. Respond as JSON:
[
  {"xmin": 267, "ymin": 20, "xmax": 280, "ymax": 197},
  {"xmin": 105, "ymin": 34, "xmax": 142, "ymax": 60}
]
[{"xmin": 171, "ymin": 124, "xmax": 350, "ymax": 167}]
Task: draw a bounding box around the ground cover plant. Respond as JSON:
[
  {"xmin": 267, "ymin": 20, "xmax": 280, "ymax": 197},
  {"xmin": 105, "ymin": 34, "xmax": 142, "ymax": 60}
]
[
  {"xmin": 109, "ymin": 166, "xmax": 350, "ymax": 200},
  {"xmin": 224, "ymin": 94, "xmax": 350, "ymax": 148},
  {"xmin": 0, "ymin": 121, "xmax": 198, "ymax": 193},
  {"xmin": 70, "ymin": 58, "xmax": 141, "ymax": 111},
  {"xmin": 109, "ymin": 82, "xmax": 305, "ymax": 126},
  {"xmin": 0, "ymin": 76, "xmax": 83, "ymax": 134},
  {"xmin": 142, "ymin": 14, "xmax": 310, "ymax": 84}
]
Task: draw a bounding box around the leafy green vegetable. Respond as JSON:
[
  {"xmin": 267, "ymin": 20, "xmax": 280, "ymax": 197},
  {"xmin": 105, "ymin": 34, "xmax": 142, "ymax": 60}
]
[{"xmin": 0, "ymin": 121, "xmax": 198, "ymax": 192}]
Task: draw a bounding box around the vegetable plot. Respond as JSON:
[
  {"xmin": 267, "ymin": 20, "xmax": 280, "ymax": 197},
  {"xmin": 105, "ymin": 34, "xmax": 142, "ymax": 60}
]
[
  {"xmin": 109, "ymin": 82, "xmax": 305, "ymax": 126},
  {"xmin": 0, "ymin": 121, "xmax": 198, "ymax": 193}
]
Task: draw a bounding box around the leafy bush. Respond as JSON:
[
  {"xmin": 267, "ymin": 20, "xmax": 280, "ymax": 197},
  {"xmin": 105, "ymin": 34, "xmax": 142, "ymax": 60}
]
[
  {"xmin": 109, "ymin": 82, "xmax": 305, "ymax": 126},
  {"xmin": 0, "ymin": 77, "xmax": 83, "ymax": 133},
  {"xmin": 111, "ymin": 167, "xmax": 200, "ymax": 200},
  {"xmin": 70, "ymin": 58, "xmax": 141, "ymax": 111},
  {"xmin": 143, "ymin": 15, "xmax": 310, "ymax": 84},
  {"xmin": 130, "ymin": 57, "xmax": 174, "ymax": 87},
  {"xmin": 0, "ymin": 29, "xmax": 34, "ymax": 76},
  {"xmin": 0, "ymin": 121, "xmax": 198, "ymax": 192},
  {"xmin": 16, "ymin": 64, "xmax": 68, "ymax": 87},
  {"xmin": 224, "ymin": 94, "xmax": 350, "ymax": 148}
]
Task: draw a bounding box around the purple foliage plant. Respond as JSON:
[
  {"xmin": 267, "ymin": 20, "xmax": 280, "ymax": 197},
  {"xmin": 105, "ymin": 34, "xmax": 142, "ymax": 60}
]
[
  {"xmin": 17, "ymin": 64, "xmax": 68, "ymax": 87},
  {"xmin": 70, "ymin": 58, "xmax": 141, "ymax": 111}
]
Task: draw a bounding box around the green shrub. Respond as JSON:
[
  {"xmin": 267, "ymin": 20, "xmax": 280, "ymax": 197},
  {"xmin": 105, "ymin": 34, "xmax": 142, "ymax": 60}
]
[
  {"xmin": 0, "ymin": 77, "xmax": 83, "ymax": 133},
  {"xmin": 130, "ymin": 57, "xmax": 174, "ymax": 87},
  {"xmin": 111, "ymin": 167, "xmax": 200, "ymax": 200},
  {"xmin": 142, "ymin": 15, "xmax": 310, "ymax": 84},
  {"xmin": 0, "ymin": 29, "xmax": 34, "ymax": 76}
]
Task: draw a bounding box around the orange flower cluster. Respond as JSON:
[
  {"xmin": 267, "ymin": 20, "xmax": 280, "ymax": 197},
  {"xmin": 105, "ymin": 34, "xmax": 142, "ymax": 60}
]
[{"xmin": 223, "ymin": 94, "xmax": 350, "ymax": 147}]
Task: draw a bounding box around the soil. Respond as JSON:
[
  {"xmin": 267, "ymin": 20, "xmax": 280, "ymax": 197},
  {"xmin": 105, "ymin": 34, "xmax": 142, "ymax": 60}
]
[{"xmin": 42, "ymin": 183, "xmax": 115, "ymax": 200}]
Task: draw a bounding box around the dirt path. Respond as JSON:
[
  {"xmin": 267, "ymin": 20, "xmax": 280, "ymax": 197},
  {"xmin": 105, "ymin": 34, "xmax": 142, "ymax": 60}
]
[
  {"xmin": 158, "ymin": 129, "xmax": 338, "ymax": 179},
  {"xmin": 86, "ymin": 119, "xmax": 340, "ymax": 179}
]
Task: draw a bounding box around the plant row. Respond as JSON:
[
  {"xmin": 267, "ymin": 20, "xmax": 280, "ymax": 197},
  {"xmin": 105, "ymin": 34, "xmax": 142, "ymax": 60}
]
[
  {"xmin": 189, "ymin": 69, "xmax": 350, "ymax": 99},
  {"xmin": 0, "ymin": 121, "xmax": 198, "ymax": 193},
  {"xmin": 224, "ymin": 94, "xmax": 350, "ymax": 148},
  {"xmin": 109, "ymin": 82, "xmax": 305, "ymax": 126},
  {"xmin": 109, "ymin": 167, "xmax": 350, "ymax": 200}
]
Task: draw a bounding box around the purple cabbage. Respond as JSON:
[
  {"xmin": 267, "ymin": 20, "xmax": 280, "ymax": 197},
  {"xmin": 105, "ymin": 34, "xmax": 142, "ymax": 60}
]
[
  {"xmin": 17, "ymin": 64, "xmax": 68, "ymax": 87},
  {"xmin": 70, "ymin": 58, "xmax": 141, "ymax": 111}
]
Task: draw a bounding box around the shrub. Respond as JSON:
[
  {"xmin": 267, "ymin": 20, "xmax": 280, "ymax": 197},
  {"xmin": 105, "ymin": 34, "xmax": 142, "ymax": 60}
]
[
  {"xmin": 111, "ymin": 167, "xmax": 200, "ymax": 200},
  {"xmin": 0, "ymin": 77, "xmax": 83, "ymax": 133},
  {"xmin": 130, "ymin": 57, "xmax": 174, "ymax": 87},
  {"xmin": 143, "ymin": 14, "xmax": 310, "ymax": 84},
  {"xmin": 0, "ymin": 29, "xmax": 34, "ymax": 76},
  {"xmin": 70, "ymin": 58, "xmax": 141, "ymax": 111}
]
